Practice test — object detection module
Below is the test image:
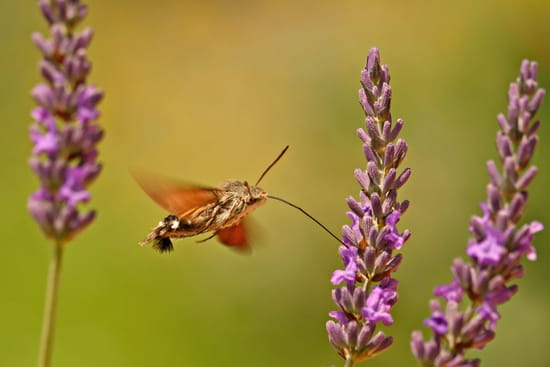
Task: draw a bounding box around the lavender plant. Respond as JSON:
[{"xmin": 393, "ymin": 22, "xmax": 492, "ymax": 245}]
[
  {"xmin": 410, "ymin": 61, "xmax": 545, "ymax": 366},
  {"xmin": 326, "ymin": 47, "xmax": 412, "ymax": 366},
  {"xmin": 28, "ymin": 1, "xmax": 103, "ymax": 366}
]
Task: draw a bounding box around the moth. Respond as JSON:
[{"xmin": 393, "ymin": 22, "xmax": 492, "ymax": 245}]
[{"xmin": 134, "ymin": 146, "xmax": 340, "ymax": 253}]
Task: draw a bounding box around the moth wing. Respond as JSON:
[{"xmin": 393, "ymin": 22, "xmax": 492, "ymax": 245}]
[
  {"xmin": 217, "ymin": 222, "xmax": 250, "ymax": 253},
  {"xmin": 132, "ymin": 171, "xmax": 220, "ymax": 217}
]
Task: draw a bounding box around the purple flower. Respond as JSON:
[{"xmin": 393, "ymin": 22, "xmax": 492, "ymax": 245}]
[
  {"xmin": 515, "ymin": 220, "xmax": 543, "ymax": 261},
  {"xmin": 29, "ymin": 0, "xmax": 103, "ymax": 245},
  {"xmin": 331, "ymin": 246, "xmax": 358, "ymax": 285},
  {"xmin": 466, "ymin": 224, "xmax": 506, "ymax": 266},
  {"xmin": 383, "ymin": 210, "xmax": 409, "ymax": 250},
  {"xmin": 361, "ymin": 281, "xmax": 397, "ymax": 326},
  {"xmin": 411, "ymin": 60, "xmax": 544, "ymax": 366},
  {"xmin": 327, "ymin": 47, "xmax": 411, "ymax": 365},
  {"xmin": 434, "ymin": 280, "xmax": 464, "ymax": 303},
  {"xmin": 424, "ymin": 315, "xmax": 448, "ymax": 336}
]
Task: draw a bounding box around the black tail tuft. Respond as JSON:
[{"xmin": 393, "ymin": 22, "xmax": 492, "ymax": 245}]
[{"xmin": 153, "ymin": 237, "xmax": 174, "ymax": 253}]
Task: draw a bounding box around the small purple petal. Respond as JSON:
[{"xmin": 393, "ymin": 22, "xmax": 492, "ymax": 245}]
[
  {"xmin": 361, "ymin": 285, "xmax": 395, "ymax": 326},
  {"xmin": 329, "ymin": 311, "xmax": 350, "ymax": 325},
  {"xmin": 424, "ymin": 314, "xmax": 448, "ymax": 335},
  {"xmin": 476, "ymin": 303, "xmax": 500, "ymax": 331},
  {"xmin": 30, "ymin": 128, "xmax": 59, "ymax": 156},
  {"xmin": 331, "ymin": 246, "xmax": 358, "ymax": 285},
  {"xmin": 434, "ymin": 280, "xmax": 464, "ymax": 303},
  {"xmin": 466, "ymin": 226, "xmax": 506, "ymax": 266}
]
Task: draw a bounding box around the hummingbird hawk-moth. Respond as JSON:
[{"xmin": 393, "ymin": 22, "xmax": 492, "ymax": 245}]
[{"xmin": 134, "ymin": 146, "xmax": 341, "ymax": 253}]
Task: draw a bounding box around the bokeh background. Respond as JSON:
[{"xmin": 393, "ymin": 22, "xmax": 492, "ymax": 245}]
[{"xmin": 1, "ymin": 1, "xmax": 549, "ymax": 366}]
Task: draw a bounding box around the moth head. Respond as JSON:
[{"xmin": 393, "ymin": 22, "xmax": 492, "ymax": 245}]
[
  {"xmin": 243, "ymin": 181, "xmax": 268, "ymax": 206},
  {"xmin": 220, "ymin": 180, "xmax": 267, "ymax": 205}
]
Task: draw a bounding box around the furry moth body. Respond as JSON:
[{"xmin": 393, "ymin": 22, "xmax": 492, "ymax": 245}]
[
  {"xmin": 135, "ymin": 145, "xmax": 341, "ymax": 253},
  {"xmin": 138, "ymin": 179, "xmax": 267, "ymax": 252}
]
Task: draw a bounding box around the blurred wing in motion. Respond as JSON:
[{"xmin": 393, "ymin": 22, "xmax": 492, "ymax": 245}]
[
  {"xmin": 132, "ymin": 171, "xmax": 220, "ymax": 217},
  {"xmin": 217, "ymin": 222, "xmax": 250, "ymax": 252}
]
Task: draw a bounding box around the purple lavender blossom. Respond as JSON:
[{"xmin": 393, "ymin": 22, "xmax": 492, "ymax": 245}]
[
  {"xmin": 327, "ymin": 47, "xmax": 411, "ymax": 365},
  {"xmin": 411, "ymin": 60, "xmax": 545, "ymax": 366},
  {"xmin": 29, "ymin": 0, "xmax": 103, "ymax": 245}
]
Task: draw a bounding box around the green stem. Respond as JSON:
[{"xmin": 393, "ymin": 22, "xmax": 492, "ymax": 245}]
[
  {"xmin": 38, "ymin": 243, "xmax": 64, "ymax": 367},
  {"xmin": 344, "ymin": 357, "xmax": 355, "ymax": 367}
]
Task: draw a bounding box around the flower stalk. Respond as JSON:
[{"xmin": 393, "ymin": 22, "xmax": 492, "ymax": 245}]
[
  {"xmin": 38, "ymin": 244, "xmax": 63, "ymax": 367},
  {"xmin": 410, "ymin": 60, "xmax": 545, "ymax": 366},
  {"xmin": 326, "ymin": 47, "xmax": 411, "ymax": 365},
  {"xmin": 29, "ymin": 1, "xmax": 103, "ymax": 366}
]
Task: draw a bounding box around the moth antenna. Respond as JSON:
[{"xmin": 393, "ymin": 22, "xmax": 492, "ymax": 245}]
[
  {"xmin": 255, "ymin": 145, "xmax": 290, "ymax": 186},
  {"xmin": 267, "ymin": 195, "xmax": 343, "ymax": 245}
]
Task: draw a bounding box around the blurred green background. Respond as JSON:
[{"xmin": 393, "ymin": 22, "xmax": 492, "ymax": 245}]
[{"xmin": 1, "ymin": 0, "xmax": 549, "ymax": 366}]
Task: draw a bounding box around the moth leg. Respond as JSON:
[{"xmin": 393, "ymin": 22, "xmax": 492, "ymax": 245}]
[{"xmin": 196, "ymin": 231, "xmax": 218, "ymax": 244}]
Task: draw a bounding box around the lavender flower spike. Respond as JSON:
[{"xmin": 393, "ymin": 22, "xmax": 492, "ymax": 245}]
[
  {"xmin": 327, "ymin": 48, "xmax": 411, "ymax": 366},
  {"xmin": 30, "ymin": 2, "xmax": 103, "ymax": 367},
  {"xmin": 29, "ymin": 0, "xmax": 103, "ymax": 244},
  {"xmin": 411, "ymin": 61, "xmax": 544, "ymax": 366}
]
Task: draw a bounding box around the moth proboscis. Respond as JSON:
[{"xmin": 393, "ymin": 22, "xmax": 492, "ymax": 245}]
[{"xmin": 134, "ymin": 145, "xmax": 341, "ymax": 253}]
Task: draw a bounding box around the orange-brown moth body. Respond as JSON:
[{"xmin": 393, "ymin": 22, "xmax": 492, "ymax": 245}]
[{"xmin": 135, "ymin": 176, "xmax": 268, "ymax": 253}]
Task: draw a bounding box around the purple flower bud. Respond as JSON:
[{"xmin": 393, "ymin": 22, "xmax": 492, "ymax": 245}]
[
  {"xmin": 396, "ymin": 199, "xmax": 409, "ymax": 214},
  {"xmin": 496, "ymin": 132, "xmax": 513, "ymax": 157},
  {"xmin": 381, "ymin": 189, "xmax": 397, "ymax": 215},
  {"xmin": 357, "ymin": 127, "xmax": 370, "ymax": 144},
  {"xmin": 373, "ymin": 251, "xmax": 390, "ymax": 274},
  {"xmin": 365, "ymin": 117, "xmax": 382, "ymax": 149},
  {"xmin": 375, "ymin": 84, "xmax": 391, "ymax": 119},
  {"xmin": 364, "ymin": 334, "xmax": 393, "ymax": 359},
  {"xmin": 383, "ymin": 144, "xmax": 395, "ymax": 168},
  {"xmin": 410, "ymin": 331, "xmax": 426, "ymax": 360},
  {"xmin": 356, "ymin": 323, "xmax": 374, "ymax": 349},
  {"xmin": 389, "ymin": 118, "xmax": 403, "ymax": 141},
  {"xmin": 346, "ymin": 196, "xmax": 364, "ymax": 217},
  {"xmin": 342, "ymin": 212, "xmax": 363, "ymax": 247},
  {"xmin": 393, "ymin": 168, "xmax": 411, "ymax": 189},
  {"xmin": 381, "ymin": 168, "xmax": 396, "ymax": 192},
  {"xmin": 381, "ymin": 121, "xmax": 391, "ymax": 142},
  {"xmin": 327, "ymin": 320, "xmax": 347, "ymax": 351},
  {"xmin": 394, "ymin": 139, "xmax": 408, "ymax": 165},
  {"xmin": 528, "ymin": 89, "xmax": 545, "ymax": 113},
  {"xmin": 496, "ymin": 113, "xmax": 509, "ymax": 133},
  {"xmin": 354, "ymin": 169, "xmax": 370, "ymax": 191},
  {"xmin": 39, "ymin": 0, "xmax": 55, "ymax": 24},
  {"xmin": 508, "ymin": 192, "xmax": 526, "ymax": 222},
  {"xmin": 515, "ymin": 166, "xmax": 537, "ymax": 190},
  {"xmin": 370, "ymin": 193, "xmax": 383, "ymax": 218},
  {"xmin": 486, "ymin": 161, "xmax": 501, "ymax": 186},
  {"xmin": 362, "ymin": 143, "xmax": 376, "ymax": 163},
  {"xmin": 32, "ymin": 84, "xmax": 56, "ymax": 111},
  {"xmin": 517, "ymin": 136, "xmax": 538, "ymax": 169}
]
